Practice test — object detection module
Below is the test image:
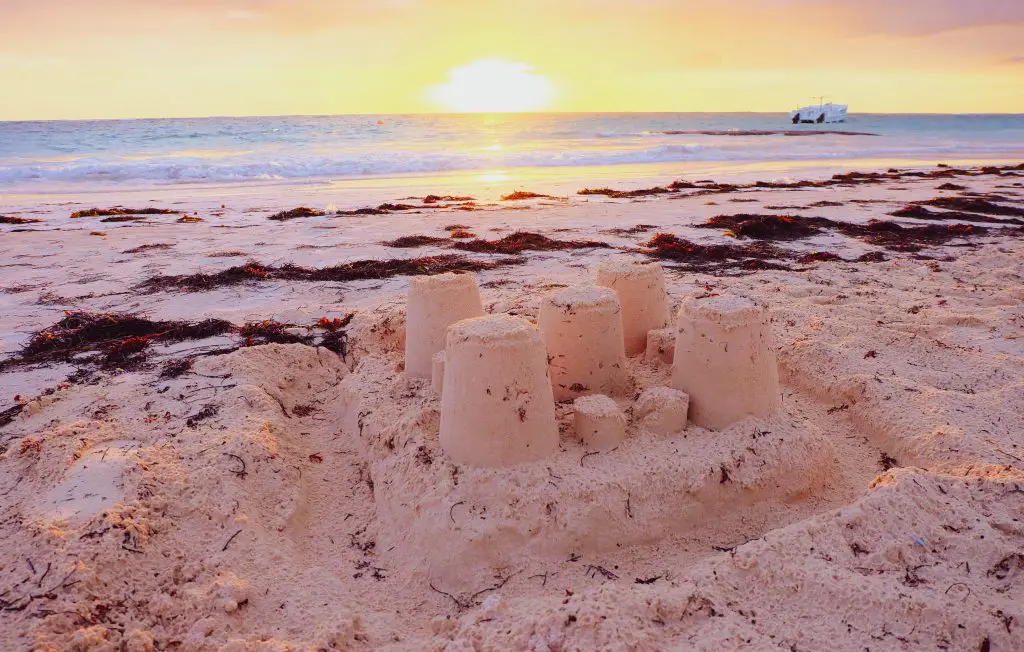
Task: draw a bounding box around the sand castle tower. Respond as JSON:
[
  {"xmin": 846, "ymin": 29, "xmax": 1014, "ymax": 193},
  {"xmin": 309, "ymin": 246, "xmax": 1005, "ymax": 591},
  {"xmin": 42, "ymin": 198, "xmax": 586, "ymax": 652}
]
[
  {"xmin": 405, "ymin": 272, "xmax": 485, "ymax": 378},
  {"xmin": 573, "ymin": 395, "xmax": 627, "ymax": 451},
  {"xmin": 538, "ymin": 285, "xmax": 628, "ymax": 401},
  {"xmin": 671, "ymin": 294, "xmax": 779, "ymax": 429},
  {"xmin": 595, "ymin": 258, "xmax": 670, "ymax": 356},
  {"xmin": 440, "ymin": 315, "xmax": 558, "ymax": 467}
]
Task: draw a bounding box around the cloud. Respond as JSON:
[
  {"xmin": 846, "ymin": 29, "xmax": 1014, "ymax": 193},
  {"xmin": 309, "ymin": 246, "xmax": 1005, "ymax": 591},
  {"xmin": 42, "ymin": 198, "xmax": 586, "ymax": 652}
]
[{"xmin": 749, "ymin": 0, "xmax": 1024, "ymax": 36}]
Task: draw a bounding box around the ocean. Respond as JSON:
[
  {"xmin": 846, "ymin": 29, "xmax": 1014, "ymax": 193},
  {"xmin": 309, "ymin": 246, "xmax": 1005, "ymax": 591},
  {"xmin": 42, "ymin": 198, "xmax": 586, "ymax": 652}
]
[{"xmin": 1, "ymin": 113, "xmax": 1023, "ymax": 206}]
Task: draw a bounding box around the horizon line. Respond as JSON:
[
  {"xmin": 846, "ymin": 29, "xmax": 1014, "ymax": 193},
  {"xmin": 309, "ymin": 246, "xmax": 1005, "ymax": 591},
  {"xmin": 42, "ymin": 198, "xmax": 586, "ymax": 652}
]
[{"xmin": 4, "ymin": 110, "xmax": 1024, "ymax": 125}]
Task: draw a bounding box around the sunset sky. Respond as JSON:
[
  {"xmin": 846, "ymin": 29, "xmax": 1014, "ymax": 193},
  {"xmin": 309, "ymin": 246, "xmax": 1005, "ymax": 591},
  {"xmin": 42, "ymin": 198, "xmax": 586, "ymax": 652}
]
[{"xmin": 2, "ymin": 0, "xmax": 1023, "ymax": 120}]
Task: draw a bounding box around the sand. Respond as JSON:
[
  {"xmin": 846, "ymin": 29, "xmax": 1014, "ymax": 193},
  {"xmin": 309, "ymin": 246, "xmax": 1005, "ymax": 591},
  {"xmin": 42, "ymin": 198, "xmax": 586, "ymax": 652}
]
[{"xmin": 1, "ymin": 163, "xmax": 1022, "ymax": 650}]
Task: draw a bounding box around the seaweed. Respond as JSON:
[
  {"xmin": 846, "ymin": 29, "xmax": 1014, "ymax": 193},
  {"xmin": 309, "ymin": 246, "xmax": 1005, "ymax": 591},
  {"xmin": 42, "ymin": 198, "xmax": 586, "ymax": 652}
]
[
  {"xmin": 123, "ymin": 243, "xmax": 175, "ymax": 254},
  {"xmin": 856, "ymin": 251, "xmax": 888, "ymax": 263},
  {"xmin": 159, "ymin": 357, "xmax": 194, "ymax": 379},
  {"xmin": 0, "ymin": 311, "xmax": 355, "ymax": 376},
  {"xmin": 453, "ymin": 231, "xmax": 610, "ymax": 255},
  {"xmin": 918, "ymin": 196, "xmax": 1024, "ymax": 218},
  {"xmin": 501, "ymin": 191, "xmax": 555, "ymax": 201},
  {"xmin": 71, "ymin": 207, "xmax": 178, "ymax": 219},
  {"xmin": 0, "ymin": 215, "xmax": 43, "ymax": 225},
  {"xmin": 337, "ymin": 203, "xmax": 418, "ymax": 216},
  {"xmin": 850, "ymin": 221, "xmax": 987, "ymax": 251},
  {"xmin": 642, "ymin": 232, "xmax": 799, "ymax": 274},
  {"xmin": 936, "ymin": 183, "xmax": 967, "ymax": 191},
  {"xmin": 138, "ymin": 255, "xmax": 522, "ymax": 293},
  {"xmin": 382, "ymin": 235, "xmax": 449, "ymax": 248},
  {"xmin": 578, "ymin": 186, "xmax": 672, "ymax": 199},
  {"xmin": 448, "ymin": 229, "xmax": 476, "ymax": 239},
  {"xmin": 695, "ymin": 213, "xmax": 993, "ymax": 252},
  {"xmin": 668, "ymin": 180, "xmax": 699, "ymax": 190},
  {"xmin": 177, "ymin": 216, "xmax": 203, "ymax": 223},
  {"xmin": 0, "ymin": 312, "xmax": 234, "ymax": 372},
  {"xmin": 0, "ymin": 403, "xmax": 25, "ymax": 429},
  {"xmin": 268, "ymin": 207, "xmax": 326, "ymax": 221},
  {"xmin": 423, "ymin": 195, "xmax": 474, "ymax": 204},
  {"xmin": 601, "ymin": 224, "xmax": 658, "ymax": 236},
  {"xmin": 100, "ymin": 215, "xmax": 147, "ymax": 223},
  {"xmin": 696, "ymin": 214, "xmax": 835, "ymax": 240},
  {"xmin": 889, "ymin": 205, "xmax": 1024, "ymax": 225},
  {"xmin": 240, "ymin": 320, "xmax": 314, "ymax": 346},
  {"xmin": 797, "ymin": 251, "xmax": 844, "ymax": 264}
]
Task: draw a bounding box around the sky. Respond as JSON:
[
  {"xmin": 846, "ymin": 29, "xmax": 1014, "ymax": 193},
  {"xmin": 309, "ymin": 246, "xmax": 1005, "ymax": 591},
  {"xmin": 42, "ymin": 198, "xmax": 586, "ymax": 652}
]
[{"xmin": 1, "ymin": 0, "xmax": 1022, "ymax": 120}]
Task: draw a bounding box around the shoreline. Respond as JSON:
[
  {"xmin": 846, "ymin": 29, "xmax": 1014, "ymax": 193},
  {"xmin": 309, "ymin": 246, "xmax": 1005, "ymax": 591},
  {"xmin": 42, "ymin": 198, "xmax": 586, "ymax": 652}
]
[
  {"xmin": 5, "ymin": 155, "xmax": 1024, "ymax": 218},
  {"xmin": 1, "ymin": 159, "xmax": 1023, "ymax": 650}
]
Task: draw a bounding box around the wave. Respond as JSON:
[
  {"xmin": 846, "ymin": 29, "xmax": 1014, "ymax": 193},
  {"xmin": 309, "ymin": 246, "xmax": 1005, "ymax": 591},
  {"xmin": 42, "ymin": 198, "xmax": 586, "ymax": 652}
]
[
  {"xmin": 0, "ymin": 144, "xmax": 705, "ymax": 184},
  {"xmin": 0, "ymin": 139, "xmax": 1021, "ymax": 186}
]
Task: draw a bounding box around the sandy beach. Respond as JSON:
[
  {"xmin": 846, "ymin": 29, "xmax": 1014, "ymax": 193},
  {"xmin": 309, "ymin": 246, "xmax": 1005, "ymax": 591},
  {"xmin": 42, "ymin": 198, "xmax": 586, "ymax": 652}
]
[{"xmin": 1, "ymin": 161, "xmax": 1023, "ymax": 651}]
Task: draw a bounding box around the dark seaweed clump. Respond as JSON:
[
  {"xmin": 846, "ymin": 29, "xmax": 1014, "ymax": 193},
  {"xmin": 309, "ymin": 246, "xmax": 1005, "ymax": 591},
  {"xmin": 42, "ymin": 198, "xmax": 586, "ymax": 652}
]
[
  {"xmin": 0, "ymin": 215, "xmax": 43, "ymax": 225},
  {"xmin": 696, "ymin": 214, "xmax": 836, "ymax": 240},
  {"xmin": 889, "ymin": 205, "xmax": 1024, "ymax": 225},
  {"xmin": 642, "ymin": 232, "xmax": 799, "ymax": 274},
  {"xmin": 382, "ymin": 235, "xmax": 450, "ymax": 248},
  {"xmin": 0, "ymin": 311, "xmax": 233, "ymax": 372},
  {"xmin": 268, "ymin": 207, "xmax": 327, "ymax": 221},
  {"xmin": 423, "ymin": 195, "xmax": 474, "ymax": 204},
  {"xmin": 501, "ymin": 191, "xmax": 556, "ymax": 201},
  {"xmin": 71, "ymin": 207, "xmax": 178, "ymax": 219},
  {"xmin": 137, "ymin": 255, "xmax": 521, "ymax": 293},
  {"xmin": 849, "ymin": 221, "xmax": 986, "ymax": 252},
  {"xmin": 0, "ymin": 311, "xmax": 357, "ymax": 383},
  {"xmin": 918, "ymin": 196, "xmax": 1024, "ymax": 218},
  {"xmin": 453, "ymin": 231, "xmax": 610, "ymax": 255},
  {"xmin": 601, "ymin": 224, "xmax": 658, "ymax": 236},
  {"xmin": 123, "ymin": 243, "xmax": 175, "ymax": 254},
  {"xmin": 337, "ymin": 203, "xmax": 419, "ymax": 215},
  {"xmin": 697, "ymin": 213, "xmax": 993, "ymax": 252},
  {"xmin": 578, "ymin": 186, "xmax": 673, "ymax": 199}
]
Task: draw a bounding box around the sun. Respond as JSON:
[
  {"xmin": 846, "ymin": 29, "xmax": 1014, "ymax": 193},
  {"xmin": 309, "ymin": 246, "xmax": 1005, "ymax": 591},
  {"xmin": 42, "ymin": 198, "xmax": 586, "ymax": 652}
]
[{"xmin": 429, "ymin": 60, "xmax": 555, "ymax": 113}]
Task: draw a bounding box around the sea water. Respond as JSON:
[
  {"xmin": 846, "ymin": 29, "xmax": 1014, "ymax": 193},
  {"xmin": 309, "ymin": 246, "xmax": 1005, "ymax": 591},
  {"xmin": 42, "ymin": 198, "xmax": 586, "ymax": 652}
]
[{"xmin": 1, "ymin": 113, "xmax": 1022, "ymax": 202}]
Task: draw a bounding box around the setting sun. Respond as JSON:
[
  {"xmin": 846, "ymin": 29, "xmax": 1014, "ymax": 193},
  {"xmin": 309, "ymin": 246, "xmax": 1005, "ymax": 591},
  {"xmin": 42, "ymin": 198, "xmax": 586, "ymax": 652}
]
[{"xmin": 429, "ymin": 60, "xmax": 555, "ymax": 113}]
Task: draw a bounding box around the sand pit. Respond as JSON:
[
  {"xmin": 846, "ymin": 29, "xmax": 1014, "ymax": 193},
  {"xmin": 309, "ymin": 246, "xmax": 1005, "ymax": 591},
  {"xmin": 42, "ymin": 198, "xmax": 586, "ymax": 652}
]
[{"xmin": 1, "ymin": 166, "xmax": 1023, "ymax": 651}]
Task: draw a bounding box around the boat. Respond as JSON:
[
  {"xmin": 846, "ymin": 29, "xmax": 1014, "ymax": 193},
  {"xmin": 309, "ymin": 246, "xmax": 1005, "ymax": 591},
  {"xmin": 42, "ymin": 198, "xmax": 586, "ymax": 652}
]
[{"xmin": 789, "ymin": 99, "xmax": 848, "ymax": 124}]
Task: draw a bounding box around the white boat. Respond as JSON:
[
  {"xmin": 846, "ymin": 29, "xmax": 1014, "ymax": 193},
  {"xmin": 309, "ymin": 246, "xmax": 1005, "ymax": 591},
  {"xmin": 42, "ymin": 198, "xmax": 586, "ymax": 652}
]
[{"xmin": 789, "ymin": 99, "xmax": 848, "ymax": 124}]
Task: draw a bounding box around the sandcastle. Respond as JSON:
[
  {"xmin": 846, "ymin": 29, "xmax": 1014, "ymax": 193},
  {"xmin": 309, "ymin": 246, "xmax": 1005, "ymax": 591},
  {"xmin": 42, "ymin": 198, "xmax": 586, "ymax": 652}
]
[
  {"xmin": 537, "ymin": 285, "xmax": 628, "ymax": 401},
  {"xmin": 439, "ymin": 315, "xmax": 559, "ymax": 467},
  {"xmin": 404, "ymin": 272, "xmax": 484, "ymax": 378},
  {"xmin": 595, "ymin": 258, "xmax": 670, "ymax": 356},
  {"xmin": 671, "ymin": 294, "xmax": 780, "ymax": 429},
  {"xmin": 334, "ymin": 273, "xmax": 834, "ymax": 590}
]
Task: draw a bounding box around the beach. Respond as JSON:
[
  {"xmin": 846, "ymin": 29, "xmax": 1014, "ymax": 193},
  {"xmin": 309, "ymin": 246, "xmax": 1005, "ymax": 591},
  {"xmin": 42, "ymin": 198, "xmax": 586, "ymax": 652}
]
[{"xmin": 1, "ymin": 147, "xmax": 1024, "ymax": 650}]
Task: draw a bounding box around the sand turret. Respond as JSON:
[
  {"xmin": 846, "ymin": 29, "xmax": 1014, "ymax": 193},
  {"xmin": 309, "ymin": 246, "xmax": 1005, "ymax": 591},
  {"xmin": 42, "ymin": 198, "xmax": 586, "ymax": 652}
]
[
  {"xmin": 573, "ymin": 395, "xmax": 627, "ymax": 450},
  {"xmin": 595, "ymin": 258, "xmax": 670, "ymax": 356},
  {"xmin": 671, "ymin": 294, "xmax": 779, "ymax": 429},
  {"xmin": 404, "ymin": 272, "xmax": 485, "ymax": 378},
  {"xmin": 538, "ymin": 285, "xmax": 628, "ymax": 401},
  {"xmin": 439, "ymin": 315, "xmax": 558, "ymax": 467}
]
